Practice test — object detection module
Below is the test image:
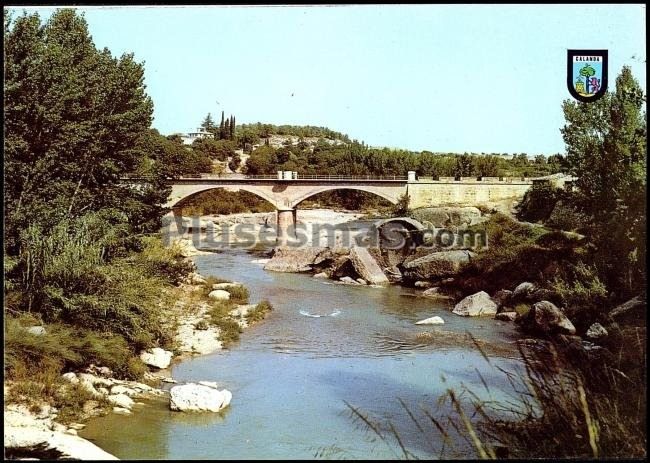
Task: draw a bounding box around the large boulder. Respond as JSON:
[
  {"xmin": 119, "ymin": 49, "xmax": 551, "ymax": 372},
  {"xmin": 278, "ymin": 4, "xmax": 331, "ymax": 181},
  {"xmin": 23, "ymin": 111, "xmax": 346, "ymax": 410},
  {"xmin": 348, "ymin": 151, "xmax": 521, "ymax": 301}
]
[
  {"xmin": 208, "ymin": 290, "xmax": 231, "ymax": 301},
  {"xmin": 349, "ymin": 246, "xmax": 389, "ymax": 285},
  {"xmin": 169, "ymin": 383, "xmax": 232, "ymax": 412},
  {"xmin": 452, "ymin": 291, "xmax": 498, "ymax": 317},
  {"xmin": 263, "ymin": 247, "xmax": 327, "ymax": 273},
  {"xmin": 518, "ymin": 301, "xmax": 576, "ymax": 336},
  {"xmin": 402, "ymin": 250, "xmax": 475, "ymax": 281},
  {"xmin": 139, "ymin": 348, "xmax": 173, "ymax": 369}
]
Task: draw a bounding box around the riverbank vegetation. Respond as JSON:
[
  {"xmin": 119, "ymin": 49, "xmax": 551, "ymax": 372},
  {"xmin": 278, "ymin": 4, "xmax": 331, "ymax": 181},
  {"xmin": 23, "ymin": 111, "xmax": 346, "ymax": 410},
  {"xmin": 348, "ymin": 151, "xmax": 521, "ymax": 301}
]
[
  {"xmin": 353, "ymin": 65, "xmax": 646, "ymax": 459},
  {"xmin": 3, "ymin": 9, "xmax": 201, "ymax": 420}
]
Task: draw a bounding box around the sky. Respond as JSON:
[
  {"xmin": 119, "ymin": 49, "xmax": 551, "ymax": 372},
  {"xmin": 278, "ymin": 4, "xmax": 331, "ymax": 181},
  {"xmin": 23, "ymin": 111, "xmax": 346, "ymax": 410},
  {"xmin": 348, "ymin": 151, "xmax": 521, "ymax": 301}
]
[{"xmin": 8, "ymin": 5, "xmax": 647, "ymax": 154}]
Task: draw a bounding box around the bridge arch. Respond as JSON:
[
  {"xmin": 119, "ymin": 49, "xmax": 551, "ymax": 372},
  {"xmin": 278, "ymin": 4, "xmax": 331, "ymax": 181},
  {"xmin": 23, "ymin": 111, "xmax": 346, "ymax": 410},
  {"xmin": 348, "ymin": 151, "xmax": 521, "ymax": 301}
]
[
  {"xmin": 289, "ymin": 186, "xmax": 400, "ymax": 209},
  {"xmin": 167, "ymin": 184, "xmax": 281, "ymax": 210}
]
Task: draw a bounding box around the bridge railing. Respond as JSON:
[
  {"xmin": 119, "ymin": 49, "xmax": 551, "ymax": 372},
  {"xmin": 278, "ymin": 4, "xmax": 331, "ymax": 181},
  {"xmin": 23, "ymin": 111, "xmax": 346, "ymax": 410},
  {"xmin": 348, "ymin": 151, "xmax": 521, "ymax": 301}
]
[{"xmin": 171, "ymin": 174, "xmax": 408, "ymax": 181}]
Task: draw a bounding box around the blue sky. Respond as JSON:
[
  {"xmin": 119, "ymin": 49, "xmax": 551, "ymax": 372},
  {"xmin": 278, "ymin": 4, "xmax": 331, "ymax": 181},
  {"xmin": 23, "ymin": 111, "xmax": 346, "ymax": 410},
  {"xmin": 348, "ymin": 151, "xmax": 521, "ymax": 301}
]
[{"xmin": 9, "ymin": 5, "xmax": 647, "ymax": 154}]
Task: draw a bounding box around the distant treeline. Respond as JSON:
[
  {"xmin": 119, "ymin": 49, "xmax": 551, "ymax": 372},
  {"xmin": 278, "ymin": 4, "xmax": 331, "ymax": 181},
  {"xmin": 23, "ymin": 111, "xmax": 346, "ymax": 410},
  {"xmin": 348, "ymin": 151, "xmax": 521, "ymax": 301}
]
[
  {"xmin": 244, "ymin": 142, "xmax": 565, "ymax": 178},
  {"xmin": 238, "ymin": 122, "xmax": 351, "ymax": 142}
]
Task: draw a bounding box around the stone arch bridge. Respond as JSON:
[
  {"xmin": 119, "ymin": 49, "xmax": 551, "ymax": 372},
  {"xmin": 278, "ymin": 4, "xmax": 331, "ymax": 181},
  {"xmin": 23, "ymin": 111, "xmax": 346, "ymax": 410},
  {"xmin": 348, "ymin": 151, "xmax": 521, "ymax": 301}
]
[{"xmin": 149, "ymin": 172, "xmax": 563, "ymax": 242}]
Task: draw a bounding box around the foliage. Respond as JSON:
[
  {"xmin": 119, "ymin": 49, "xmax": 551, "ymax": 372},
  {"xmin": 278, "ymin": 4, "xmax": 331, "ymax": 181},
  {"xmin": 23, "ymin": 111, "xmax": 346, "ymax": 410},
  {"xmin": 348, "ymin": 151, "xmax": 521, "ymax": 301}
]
[
  {"xmin": 561, "ymin": 66, "xmax": 646, "ymax": 297},
  {"xmin": 4, "ymin": 9, "xmax": 156, "ymax": 251},
  {"xmin": 207, "ymin": 300, "xmax": 242, "ymax": 347},
  {"xmin": 177, "ymin": 188, "xmax": 276, "ymax": 216},
  {"xmin": 546, "ymin": 199, "xmax": 590, "ymax": 232},
  {"xmin": 516, "ymin": 182, "xmax": 563, "ymax": 223},
  {"xmin": 393, "ymin": 193, "xmax": 410, "ymax": 216},
  {"xmin": 245, "ymin": 300, "xmax": 273, "ymax": 324},
  {"xmin": 227, "ymin": 285, "xmax": 249, "ymax": 304},
  {"xmin": 551, "ymin": 262, "xmax": 608, "ymax": 327}
]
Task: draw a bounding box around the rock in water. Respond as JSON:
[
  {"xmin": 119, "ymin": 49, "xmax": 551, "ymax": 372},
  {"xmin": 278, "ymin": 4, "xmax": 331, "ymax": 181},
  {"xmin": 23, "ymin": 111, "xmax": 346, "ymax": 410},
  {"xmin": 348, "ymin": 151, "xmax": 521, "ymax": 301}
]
[
  {"xmin": 208, "ymin": 290, "xmax": 231, "ymax": 300},
  {"xmin": 586, "ymin": 322, "xmax": 608, "ymax": 340},
  {"xmin": 495, "ymin": 312, "xmax": 518, "ymax": 322},
  {"xmin": 339, "ymin": 276, "xmax": 360, "ymax": 285},
  {"xmin": 452, "ymin": 291, "xmax": 498, "ymax": 317},
  {"xmin": 313, "ymin": 272, "xmax": 329, "ymax": 279},
  {"xmin": 349, "ymin": 246, "xmax": 389, "ymax": 286},
  {"xmin": 422, "ymin": 287, "xmax": 451, "ymax": 300},
  {"xmin": 169, "ymin": 383, "xmax": 232, "ymax": 412},
  {"xmin": 139, "ymin": 347, "xmax": 173, "ymax": 369},
  {"xmin": 264, "ymin": 247, "xmax": 326, "ymax": 273},
  {"xmin": 107, "ymin": 394, "xmax": 134, "ymax": 410},
  {"xmin": 518, "ymin": 301, "xmax": 576, "ymax": 335},
  {"xmin": 415, "ymin": 316, "xmax": 445, "ymax": 325}
]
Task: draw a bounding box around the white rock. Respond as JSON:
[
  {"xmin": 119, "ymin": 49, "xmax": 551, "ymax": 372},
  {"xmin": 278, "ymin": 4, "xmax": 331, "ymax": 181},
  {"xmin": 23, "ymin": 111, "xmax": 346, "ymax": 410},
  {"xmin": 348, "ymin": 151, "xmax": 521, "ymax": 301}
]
[
  {"xmin": 26, "ymin": 326, "xmax": 46, "ymax": 336},
  {"xmin": 169, "ymin": 383, "xmax": 232, "ymax": 412},
  {"xmin": 161, "ymin": 377, "xmax": 177, "ymax": 384},
  {"xmin": 190, "ymin": 273, "xmax": 207, "ymax": 285},
  {"xmin": 110, "ymin": 385, "xmax": 136, "ymax": 397},
  {"xmin": 313, "ymin": 272, "xmax": 329, "ymax": 279},
  {"xmin": 415, "ymin": 316, "xmax": 445, "ymax": 325},
  {"xmin": 356, "ymin": 278, "xmax": 367, "ymax": 285},
  {"xmin": 61, "ymin": 373, "xmax": 78, "ymax": 384},
  {"xmin": 452, "ymin": 291, "xmax": 498, "ymax": 317},
  {"xmin": 4, "ymin": 427, "xmax": 118, "ymax": 460},
  {"xmin": 339, "ymin": 276, "xmax": 360, "ymax": 285},
  {"xmin": 65, "ymin": 429, "xmax": 78, "ymax": 436},
  {"xmin": 586, "ymin": 322, "xmax": 608, "ymax": 340},
  {"xmin": 197, "ymin": 381, "xmax": 219, "ymax": 389},
  {"xmin": 212, "ymin": 282, "xmax": 242, "ymax": 290},
  {"xmin": 139, "ymin": 347, "xmax": 173, "ymax": 369},
  {"xmin": 208, "ymin": 290, "xmax": 231, "ymax": 301},
  {"xmin": 107, "ymin": 394, "xmax": 134, "ymax": 410},
  {"xmin": 77, "ymin": 373, "xmax": 112, "ymax": 388},
  {"xmin": 97, "ymin": 387, "xmax": 109, "ymax": 395}
]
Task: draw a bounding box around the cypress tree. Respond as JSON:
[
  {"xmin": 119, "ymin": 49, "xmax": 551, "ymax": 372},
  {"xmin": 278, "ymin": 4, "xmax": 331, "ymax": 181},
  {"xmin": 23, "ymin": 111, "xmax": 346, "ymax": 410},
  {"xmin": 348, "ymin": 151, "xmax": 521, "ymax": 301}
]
[
  {"xmin": 219, "ymin": 111, "xmax": 225, "ymax": 139},
  {"xmin": 224, "ymin": 118, "xmax": 230, "ymax": 140},
  {"xmin": 230, "ymin": 115, "xmax": 236, "ymax": 140}
]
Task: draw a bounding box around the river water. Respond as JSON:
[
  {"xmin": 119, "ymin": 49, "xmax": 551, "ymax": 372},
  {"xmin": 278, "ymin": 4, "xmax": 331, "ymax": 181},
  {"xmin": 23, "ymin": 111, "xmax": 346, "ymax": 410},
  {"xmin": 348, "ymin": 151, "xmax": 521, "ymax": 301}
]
[{"xmin": 81, "ymin": 249, "xmax": 523, "ymax": 459}]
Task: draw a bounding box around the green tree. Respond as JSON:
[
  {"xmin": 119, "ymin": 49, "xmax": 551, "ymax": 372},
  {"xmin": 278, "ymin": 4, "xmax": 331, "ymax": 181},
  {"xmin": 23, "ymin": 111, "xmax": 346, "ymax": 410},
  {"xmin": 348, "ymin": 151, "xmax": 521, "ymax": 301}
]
[
  {"xmin": 561, "ymin": 66, "xmax": 646, "ymax": 295},
  {"xmin": 200, "ymin": 112, "xmax": 216, "ymax": 134},
  {"xmin": 4, "ymin": 9, "xmax": 155, "ymax": 250}
]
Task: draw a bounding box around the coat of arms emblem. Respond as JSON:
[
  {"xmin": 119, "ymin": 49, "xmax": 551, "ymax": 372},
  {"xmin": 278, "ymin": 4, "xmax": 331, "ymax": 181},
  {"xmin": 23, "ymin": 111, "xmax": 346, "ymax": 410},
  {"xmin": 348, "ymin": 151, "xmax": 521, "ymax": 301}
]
[{"xmin": 567, "ymin": 49, "xmax": 608, "ymax": 102}]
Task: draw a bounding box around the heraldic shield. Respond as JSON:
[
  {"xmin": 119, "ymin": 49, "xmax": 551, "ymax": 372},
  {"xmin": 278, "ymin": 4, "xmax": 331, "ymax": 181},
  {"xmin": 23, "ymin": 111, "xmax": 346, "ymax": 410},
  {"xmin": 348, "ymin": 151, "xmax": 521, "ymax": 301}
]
[{"xmin": 567, "ymin": 49, "xmax": 608, "ymax": 102}]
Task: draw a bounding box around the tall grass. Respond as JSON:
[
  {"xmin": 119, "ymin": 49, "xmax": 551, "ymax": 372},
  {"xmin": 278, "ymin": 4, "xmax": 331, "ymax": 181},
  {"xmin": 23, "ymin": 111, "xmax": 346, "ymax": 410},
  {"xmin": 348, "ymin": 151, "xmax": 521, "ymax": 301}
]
[
  {"xmin": 4, "ymin": 213, "xmax": 191, "ymax": 382},
  {"xmin": 245, "ymin": 300, "xmax": 273, "ymax": 324}
]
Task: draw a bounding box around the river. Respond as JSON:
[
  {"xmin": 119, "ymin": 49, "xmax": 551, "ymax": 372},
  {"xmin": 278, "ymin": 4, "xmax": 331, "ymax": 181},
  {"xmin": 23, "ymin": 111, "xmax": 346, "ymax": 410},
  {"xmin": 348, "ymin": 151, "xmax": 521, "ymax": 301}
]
[{"xmin": 81, "ymin": 249, "xmax": 523, "ymax": 459}]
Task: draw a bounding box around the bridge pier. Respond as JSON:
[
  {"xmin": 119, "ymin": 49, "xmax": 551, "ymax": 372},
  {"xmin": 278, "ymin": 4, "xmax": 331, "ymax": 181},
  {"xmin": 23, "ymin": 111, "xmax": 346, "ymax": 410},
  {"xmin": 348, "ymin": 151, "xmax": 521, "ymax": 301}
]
[{"xmin": 276, "ymin": 208, "xmax": 296, "ymax": 246}]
